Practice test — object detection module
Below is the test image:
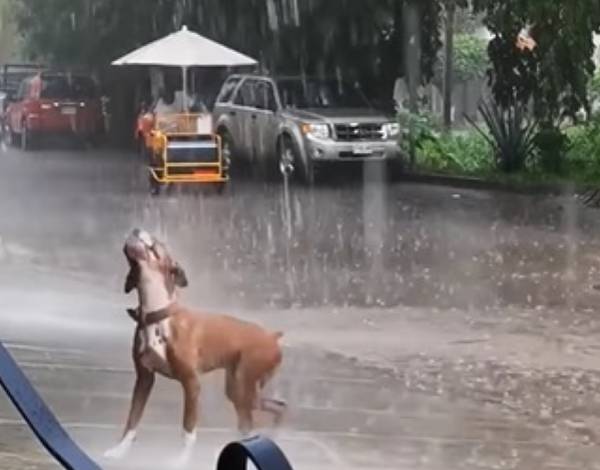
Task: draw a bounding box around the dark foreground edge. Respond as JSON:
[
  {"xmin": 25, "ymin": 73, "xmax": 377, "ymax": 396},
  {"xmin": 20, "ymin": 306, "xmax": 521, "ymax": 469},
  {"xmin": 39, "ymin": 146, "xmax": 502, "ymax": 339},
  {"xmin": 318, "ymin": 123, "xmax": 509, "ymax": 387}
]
[
  {"xmin": 217, "ymin": 436, "xmax": 294, "ymax": 470},
  {"xmin": 0, "ymin": 341, "xmax": 294, "ymax": 469},
  {"xmin": 0, "ymin": 341, "xmax": 101, "ymax": 470}
]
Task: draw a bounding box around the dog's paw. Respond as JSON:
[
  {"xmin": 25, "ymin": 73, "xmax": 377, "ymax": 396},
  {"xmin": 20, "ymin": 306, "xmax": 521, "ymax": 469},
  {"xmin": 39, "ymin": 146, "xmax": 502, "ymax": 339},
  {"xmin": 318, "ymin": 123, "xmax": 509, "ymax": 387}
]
[
  {"xmin": 103, "ymin": 432, "xmax": 136, "ymax": 460},
  {"xmin": 103, "ymin": 443, "xmax": 130, "ymax": 460}
]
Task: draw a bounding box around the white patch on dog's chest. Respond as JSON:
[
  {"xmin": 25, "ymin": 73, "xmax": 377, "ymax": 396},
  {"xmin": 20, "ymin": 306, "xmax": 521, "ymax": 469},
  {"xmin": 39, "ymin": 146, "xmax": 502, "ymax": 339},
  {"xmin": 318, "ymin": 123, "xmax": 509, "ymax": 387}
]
[
  {"xmin": 138, "ymin": 266, "xmax": 172, "ymax": 313},
  {"xmin": 138, "ymin": 318, "xmax": 172, "ymax": 376}
]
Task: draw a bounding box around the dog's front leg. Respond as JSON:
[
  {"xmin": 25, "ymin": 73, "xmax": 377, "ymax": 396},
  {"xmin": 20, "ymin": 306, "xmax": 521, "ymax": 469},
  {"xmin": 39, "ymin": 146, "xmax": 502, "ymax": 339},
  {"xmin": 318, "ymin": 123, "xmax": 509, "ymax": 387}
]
[
  {"xmin": 171, "ymin": 374, "xmax": 200, "ymax": 468},
  {"xmin": 104, "ymin": 368, "xmax": 155, "ymax": 460}
]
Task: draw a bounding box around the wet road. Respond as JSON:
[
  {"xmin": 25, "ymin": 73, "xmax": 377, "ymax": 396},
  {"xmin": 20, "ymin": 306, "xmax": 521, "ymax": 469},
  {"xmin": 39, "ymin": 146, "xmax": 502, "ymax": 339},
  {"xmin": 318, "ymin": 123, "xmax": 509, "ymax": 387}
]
[{"xmin": 2, "ymin": 144, "xmax": 600, "ymax": 469}]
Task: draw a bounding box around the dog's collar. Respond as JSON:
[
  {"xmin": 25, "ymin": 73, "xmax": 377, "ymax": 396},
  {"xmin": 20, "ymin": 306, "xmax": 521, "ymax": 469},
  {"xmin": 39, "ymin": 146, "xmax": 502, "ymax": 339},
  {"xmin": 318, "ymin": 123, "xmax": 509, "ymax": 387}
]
[
  {"xmin": 143, "ymin": 308, "xmax": 170, "ymax": 326},
  {"xmin": 127, "ymin": 307, "xmax": 171, "ymax": 326}
]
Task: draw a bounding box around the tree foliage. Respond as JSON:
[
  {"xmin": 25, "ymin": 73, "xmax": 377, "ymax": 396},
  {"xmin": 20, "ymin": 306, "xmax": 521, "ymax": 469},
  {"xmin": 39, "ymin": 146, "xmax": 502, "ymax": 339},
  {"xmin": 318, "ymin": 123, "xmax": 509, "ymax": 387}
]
[
  {"xmin": 9, "ymin": 0, "xmax": 449, "ymax": 107},
  {"xmin": 452, "ymin": 33, "xmax": 488, "ymax": 82},
  {"xmin": 0, "ymin": 0, "xmax": 23, "ymax": 62},
  {"xmin": 9, "ymin": 0, "xmax": 600, "ymax": 131},
  {"xmin": 435, "ymin": 32, "xmax": 488, "ymax": 84},
  {"xmin": 454, "ymin": 4, "xmax": 484, "ymax": 35},
  {"xmin": 473, "ymin": 0, "xmax": 600, "ymax": 123},
  {"xmin": 590, "ymin": 69, "xmax": 600, "ymax": 108}
]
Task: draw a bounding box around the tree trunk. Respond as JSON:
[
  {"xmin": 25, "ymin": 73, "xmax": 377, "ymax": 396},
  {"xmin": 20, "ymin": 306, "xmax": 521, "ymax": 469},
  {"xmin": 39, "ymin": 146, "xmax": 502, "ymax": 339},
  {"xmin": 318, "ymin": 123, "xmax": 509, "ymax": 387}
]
[
  {"xmin": 403, "ymin": 0, "xmax": 421, "ymax": 169},
  {"xmin": 443, "ymin": 0, "xmax": 455, "ymax": 131}
]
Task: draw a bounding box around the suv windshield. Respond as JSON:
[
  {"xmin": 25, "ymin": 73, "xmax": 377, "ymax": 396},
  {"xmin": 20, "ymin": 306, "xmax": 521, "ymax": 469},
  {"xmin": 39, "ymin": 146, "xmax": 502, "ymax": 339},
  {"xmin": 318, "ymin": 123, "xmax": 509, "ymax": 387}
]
[
  {"xmin": 40, "ymin": 75, "xmax": 98, "ymax": 100},
  {"xmin": 276, "ymin": 78, "xmax": 370, "ymax": 109}
]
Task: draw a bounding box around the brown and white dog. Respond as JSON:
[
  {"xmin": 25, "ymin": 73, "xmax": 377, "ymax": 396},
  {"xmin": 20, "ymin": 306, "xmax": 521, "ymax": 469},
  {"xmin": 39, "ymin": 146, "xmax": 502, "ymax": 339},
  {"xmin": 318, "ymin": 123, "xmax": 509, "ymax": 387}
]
[{"xmin": 104, "ymin": 229, "xmax": 286, "ymax": 466}]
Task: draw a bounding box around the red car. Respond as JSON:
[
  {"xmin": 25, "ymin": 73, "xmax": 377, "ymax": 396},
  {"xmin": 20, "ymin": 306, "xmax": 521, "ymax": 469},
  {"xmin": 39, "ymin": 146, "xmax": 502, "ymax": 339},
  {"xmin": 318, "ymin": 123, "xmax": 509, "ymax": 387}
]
[{"xmin": 4, "ymin": 72, "xmax": 104, "ymax": 150}]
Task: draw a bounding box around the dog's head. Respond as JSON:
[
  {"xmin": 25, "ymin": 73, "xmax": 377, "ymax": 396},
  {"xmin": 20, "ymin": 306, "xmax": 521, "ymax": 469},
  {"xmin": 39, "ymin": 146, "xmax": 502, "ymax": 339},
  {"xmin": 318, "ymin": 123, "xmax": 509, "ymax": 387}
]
[{"xmin": 123, "ymin": 228, "xmax": 188, "ymax": 295}]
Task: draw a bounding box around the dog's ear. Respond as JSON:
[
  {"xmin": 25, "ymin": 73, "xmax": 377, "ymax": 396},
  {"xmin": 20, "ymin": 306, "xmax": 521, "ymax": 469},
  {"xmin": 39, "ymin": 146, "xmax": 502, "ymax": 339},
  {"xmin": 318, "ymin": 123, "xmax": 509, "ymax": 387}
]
[
  {"xmin": 123, "ymin": 247, "xmax": 139, "ymax": 293},
  {"xmin": 124, "ymin": 267, "xmax": 139, "ymax": 293},
  {"xmin": 171, "ymin": 263, "xmax": 188, "ymax": 288},
  {"xmin": 124, "ymin": 264, "xmax": 140, "ymax": 293}
]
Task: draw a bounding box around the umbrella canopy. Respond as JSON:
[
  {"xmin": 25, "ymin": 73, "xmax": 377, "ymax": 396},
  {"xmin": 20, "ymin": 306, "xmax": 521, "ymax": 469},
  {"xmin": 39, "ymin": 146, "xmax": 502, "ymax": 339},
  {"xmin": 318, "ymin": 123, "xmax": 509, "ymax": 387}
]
[{"xmin": 112, "ymin": 25, "xmax": 257, "ymax": 68}]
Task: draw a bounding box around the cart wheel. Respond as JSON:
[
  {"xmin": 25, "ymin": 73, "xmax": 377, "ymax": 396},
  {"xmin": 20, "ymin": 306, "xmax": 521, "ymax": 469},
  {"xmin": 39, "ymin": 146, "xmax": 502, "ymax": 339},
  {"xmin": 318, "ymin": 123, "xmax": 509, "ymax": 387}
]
[
  {"xmin": 215, "ymin": 183, "xmax": 227, "ymax": 195},
  {"xmin": 148, "ymin": 174, "xmax": 161, "ymax": 196}
]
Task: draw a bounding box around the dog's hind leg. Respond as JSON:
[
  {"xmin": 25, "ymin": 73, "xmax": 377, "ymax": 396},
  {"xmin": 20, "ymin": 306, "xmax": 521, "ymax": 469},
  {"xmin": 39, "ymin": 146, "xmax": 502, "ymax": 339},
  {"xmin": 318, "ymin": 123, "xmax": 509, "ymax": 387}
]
[
  {"xmin": 104, "ymin": 368, "xmax": 155, "ymax": 460},
  {"xmin": 225, "ymin": 366, "xmax": 237, "ymax": 404},
  {"xmin": 257, "ymin": 370, "xmax": 287, "ymax": 426},
  {"xmin": 259, "ymin": 397, "xmax": 287, "ymax": 426},
  {"xmin": 227, "ymin": 367, "xmax": 256, "ymax": 436},
  {"xmin": 252, "ymin": 359, "xmax": 287, "ymax": 427}
]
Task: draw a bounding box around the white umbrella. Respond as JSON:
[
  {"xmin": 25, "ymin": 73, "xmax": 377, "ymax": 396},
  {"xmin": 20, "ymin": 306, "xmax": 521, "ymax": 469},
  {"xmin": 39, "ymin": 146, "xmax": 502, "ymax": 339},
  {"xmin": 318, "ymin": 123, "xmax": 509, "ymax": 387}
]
[
  {"xmin": 112, "ymin": 25, "xmax": 257, "ymax": 110},
  {"xmin": 112, "ymin": 25, "xmax": 257, "ymax": 67}
]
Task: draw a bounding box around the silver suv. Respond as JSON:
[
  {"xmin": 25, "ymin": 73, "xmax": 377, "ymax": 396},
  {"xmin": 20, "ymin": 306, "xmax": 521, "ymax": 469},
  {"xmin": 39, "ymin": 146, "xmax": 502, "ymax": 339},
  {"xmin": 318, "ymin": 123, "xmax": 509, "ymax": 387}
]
[{"xmin": 213, "ymin": 74, "xmax": 403, "ymax": 183}]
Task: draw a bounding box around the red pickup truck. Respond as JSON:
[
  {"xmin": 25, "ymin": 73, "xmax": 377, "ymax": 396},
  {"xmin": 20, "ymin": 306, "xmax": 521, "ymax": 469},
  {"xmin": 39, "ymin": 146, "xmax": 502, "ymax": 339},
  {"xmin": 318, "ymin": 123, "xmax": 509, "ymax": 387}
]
[{"xmin": 4, "ymin": 71, "xmax": 104, "ymax": 150}]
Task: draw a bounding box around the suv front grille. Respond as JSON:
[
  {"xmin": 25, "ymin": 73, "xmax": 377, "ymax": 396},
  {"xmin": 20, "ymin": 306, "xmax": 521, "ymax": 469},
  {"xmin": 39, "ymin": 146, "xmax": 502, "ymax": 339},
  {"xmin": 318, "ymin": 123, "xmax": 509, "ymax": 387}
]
[{"xmin": 335, "ymin": 123, "xmax": 383, "ymax": 141}]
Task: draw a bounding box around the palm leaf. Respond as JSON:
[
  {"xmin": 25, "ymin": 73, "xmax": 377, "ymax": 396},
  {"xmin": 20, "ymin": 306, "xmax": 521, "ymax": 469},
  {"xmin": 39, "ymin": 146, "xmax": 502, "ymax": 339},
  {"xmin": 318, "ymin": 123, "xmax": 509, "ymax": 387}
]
[{"xmin": 466, "ymin": 99, "xmax": 538, "ymax": 172}]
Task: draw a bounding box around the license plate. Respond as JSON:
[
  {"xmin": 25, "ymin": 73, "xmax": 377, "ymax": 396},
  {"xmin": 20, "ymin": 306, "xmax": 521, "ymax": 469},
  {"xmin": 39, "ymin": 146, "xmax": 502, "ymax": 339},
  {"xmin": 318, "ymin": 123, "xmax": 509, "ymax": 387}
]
[
  {"xmin": 353, "ymin": 144, "xmax": 373, "ymax": 155},
  {"xmin": 61, "ymin": 107, "xmax": 76, "ymax": 115}
]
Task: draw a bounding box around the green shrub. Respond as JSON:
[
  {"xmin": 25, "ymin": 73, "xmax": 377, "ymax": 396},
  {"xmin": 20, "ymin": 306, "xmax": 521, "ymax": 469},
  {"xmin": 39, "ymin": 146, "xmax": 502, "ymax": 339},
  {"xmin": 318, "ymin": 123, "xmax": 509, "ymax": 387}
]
[
  {"xmin": 533, "ymin": 124, "xmax": 570, "ymax": 174},
  {"xmin": 590, "ymin": 71, "xmax": 600, "ymax": 108},
  {"xmin": 399, "ymin": 108, "xmax": 600, "ymax": 187},
  {"xmin": 468, "ymin": 100, "xmax": 538, "ymax": 173},
  {"xmin": 398, "ymin": 109, "xmax": 493, "ymax": 175},
  {"xmin": 397, "ymin": 110, "xmax": 441, "ymax": 156},
  {"xmin": 417, "ymin": 131, "xmax": 493, "ymax": 175},
  {"xmin": 566, "ymin": 118, "xmax": 600, "ymax": 182}
]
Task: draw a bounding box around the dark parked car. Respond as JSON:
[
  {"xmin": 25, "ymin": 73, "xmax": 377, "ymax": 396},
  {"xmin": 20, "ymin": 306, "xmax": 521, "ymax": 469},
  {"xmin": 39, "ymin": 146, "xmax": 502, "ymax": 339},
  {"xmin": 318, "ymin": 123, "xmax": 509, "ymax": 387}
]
[{"xmin": 4, "ymin": 71, "xmax": 104, "ymax": 150}]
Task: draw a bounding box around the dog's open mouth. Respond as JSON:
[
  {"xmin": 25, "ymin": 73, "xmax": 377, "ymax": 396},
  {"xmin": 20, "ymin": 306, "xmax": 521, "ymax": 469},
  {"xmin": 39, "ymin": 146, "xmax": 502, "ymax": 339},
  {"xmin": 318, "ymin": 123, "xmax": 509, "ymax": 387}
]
[
  {"xmin": 125, "ymin": 229, "xmax": 156, "ymax": 261},
  {"xmin": 135, "ymin": 229, "xmax": 154, "ymax": 247}
]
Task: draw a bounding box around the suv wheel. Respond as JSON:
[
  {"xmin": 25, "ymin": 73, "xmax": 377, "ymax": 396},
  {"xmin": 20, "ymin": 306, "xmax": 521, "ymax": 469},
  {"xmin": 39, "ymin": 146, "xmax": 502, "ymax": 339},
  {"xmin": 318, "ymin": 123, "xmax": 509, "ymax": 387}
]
[
  {"xmin": 279, "ymin": 137, "xmax": 296, "ymax": 178},
  {"xmin": 280, "ymin": 136, "xmax": 315, "ymax": 185},
  {"xmin": 219, "ymin": 130, "xmax": 234, "ymax": 176}
]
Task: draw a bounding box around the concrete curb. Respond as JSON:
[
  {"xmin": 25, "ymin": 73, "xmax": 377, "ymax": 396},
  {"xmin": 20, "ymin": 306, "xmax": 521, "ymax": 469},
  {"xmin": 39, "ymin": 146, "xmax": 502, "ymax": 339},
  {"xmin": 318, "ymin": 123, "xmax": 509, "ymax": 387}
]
[{"xmin": 399, "ymin": 171, "xmax": 584, "ymax": 196}]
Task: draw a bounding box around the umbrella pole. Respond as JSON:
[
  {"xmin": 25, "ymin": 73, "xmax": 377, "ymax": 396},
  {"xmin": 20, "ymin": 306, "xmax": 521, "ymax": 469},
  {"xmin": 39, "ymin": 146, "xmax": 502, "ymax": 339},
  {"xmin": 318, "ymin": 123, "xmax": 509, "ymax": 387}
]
[{"xmin": 182, "ymin": 66, "xmax": 188, "ymax": 112}]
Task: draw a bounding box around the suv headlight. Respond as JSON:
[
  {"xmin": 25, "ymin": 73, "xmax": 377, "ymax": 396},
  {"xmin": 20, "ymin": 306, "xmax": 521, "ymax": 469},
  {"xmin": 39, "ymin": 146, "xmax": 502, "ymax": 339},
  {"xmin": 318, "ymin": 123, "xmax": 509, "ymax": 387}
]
[
  {"xmin": 301, "ymin": 122, "xmax": 330, "ymax": 140},
  {"xmin": 381, "ymin": 122, "xmax": 400, "ymax": 139}
]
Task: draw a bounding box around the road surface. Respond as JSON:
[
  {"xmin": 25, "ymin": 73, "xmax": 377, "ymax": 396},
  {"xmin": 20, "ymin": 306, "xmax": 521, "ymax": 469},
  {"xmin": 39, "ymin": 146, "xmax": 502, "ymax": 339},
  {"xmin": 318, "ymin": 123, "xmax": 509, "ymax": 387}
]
[{"xmin": 1, "ymin": 143, "xmax": 600, "ymax": 469}]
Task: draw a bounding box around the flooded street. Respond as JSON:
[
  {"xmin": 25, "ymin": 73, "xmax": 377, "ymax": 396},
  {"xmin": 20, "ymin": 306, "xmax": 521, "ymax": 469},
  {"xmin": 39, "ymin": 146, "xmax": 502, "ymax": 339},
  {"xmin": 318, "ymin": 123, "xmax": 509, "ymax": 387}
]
[{"xmin": 2, "ymin": 146, "xmax": 600, "ymax": 469}]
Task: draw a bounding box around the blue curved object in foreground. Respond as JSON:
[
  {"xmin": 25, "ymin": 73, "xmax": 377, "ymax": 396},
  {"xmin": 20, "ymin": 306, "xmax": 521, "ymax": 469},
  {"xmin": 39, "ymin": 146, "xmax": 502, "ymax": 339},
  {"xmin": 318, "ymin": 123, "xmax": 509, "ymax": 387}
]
[
  {"xmin": 0, "ymin": 341, "xmax": 102, "ymax": 470},
  {"xmin": 217, "ymin": 435, "xmax": 294, "ymax": 470}
]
